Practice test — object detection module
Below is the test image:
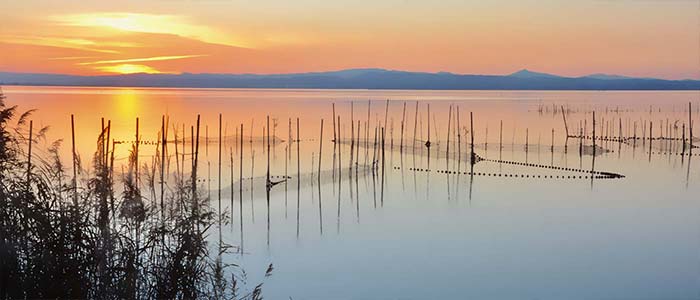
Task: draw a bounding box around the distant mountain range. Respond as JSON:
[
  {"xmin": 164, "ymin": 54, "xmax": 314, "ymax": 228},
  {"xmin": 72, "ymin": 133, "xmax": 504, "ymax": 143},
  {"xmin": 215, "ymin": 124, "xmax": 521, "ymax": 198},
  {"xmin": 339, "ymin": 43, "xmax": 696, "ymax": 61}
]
[{"xmin": 1, "ymin": 68, "xmax": 699, "ymax": 90}]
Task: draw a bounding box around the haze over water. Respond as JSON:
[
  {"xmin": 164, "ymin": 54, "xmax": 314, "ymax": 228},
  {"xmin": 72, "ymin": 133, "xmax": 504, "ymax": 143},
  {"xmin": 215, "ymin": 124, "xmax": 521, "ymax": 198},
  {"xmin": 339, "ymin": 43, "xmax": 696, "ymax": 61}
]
[{"xmin": 4, "ymin": 86, "xmax": 700, "ymax": 299}]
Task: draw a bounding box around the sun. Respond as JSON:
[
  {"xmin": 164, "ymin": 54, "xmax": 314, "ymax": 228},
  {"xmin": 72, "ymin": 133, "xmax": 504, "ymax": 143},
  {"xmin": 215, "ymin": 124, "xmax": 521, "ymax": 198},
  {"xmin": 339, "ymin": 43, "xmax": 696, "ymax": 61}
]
[{"xmin": 96, "ymin": 64, "xmax": 161, "ymax": 74}]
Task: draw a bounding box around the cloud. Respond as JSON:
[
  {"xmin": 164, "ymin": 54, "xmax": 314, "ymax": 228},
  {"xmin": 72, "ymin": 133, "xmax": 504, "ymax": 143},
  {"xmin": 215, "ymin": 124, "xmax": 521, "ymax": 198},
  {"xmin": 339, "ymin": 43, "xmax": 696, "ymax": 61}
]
[
  {"xmin": 50, "ymin": 13, "xmax": 248, "ymax": 48},
  {"xmin": 78, "ymin": 54, "xmax": 207, "ymax": 65}
]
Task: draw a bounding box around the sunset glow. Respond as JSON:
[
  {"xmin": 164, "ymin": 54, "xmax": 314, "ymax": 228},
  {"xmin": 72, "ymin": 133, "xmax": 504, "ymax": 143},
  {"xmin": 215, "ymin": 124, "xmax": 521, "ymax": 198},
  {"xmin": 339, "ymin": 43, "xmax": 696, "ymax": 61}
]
[
  {"xmin": 1, "ymin": 1, "xmax": 698, "ymax": 79},
  {"xmin": 95, "ymin": 64, "xmax": 162, "ymax": 74}
]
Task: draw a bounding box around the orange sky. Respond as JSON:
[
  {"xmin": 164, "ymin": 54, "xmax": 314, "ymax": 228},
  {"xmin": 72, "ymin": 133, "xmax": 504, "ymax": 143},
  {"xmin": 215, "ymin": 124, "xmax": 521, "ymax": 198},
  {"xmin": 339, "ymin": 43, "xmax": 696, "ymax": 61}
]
[{"xmin": 1, "ymin": 0, "xmax": 698, "ymax": 79}]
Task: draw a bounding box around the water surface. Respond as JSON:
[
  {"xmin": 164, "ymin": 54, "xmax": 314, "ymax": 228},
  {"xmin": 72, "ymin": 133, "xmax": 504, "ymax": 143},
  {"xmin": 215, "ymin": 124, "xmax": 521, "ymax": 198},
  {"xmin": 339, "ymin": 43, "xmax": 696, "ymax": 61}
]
[{"xmin": 4, "ymin": 86, "xmax": 700, "ymax": 299}]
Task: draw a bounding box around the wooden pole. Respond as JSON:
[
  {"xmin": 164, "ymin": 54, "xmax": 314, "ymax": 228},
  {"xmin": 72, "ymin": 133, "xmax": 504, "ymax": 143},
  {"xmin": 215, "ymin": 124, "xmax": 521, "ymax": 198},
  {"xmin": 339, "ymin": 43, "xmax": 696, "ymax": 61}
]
[
  {"xmin": 682, "ymin": 123, "xmax": 686, "ymax": 153},
  {"xmin": 485, "ymin": 125, "xmax": 488, "ymax": 153},
  {"xmin": 101, "ymin": 118, "xmax": 105, "ymax": 164},
  {"xmin": 525, "ymin": 128, "xmax": 529, "ymax": 151},
  {"xmin": 499, "ymin": 120, "xmax": 503, "ymax": 157},
  {"xmin": 551, "ymin": 128, "xmax": 554, "ymax": 152},
  {"xmin": 106, "ymin": 120, "xmax": 113, "ymax": 214},
  {"xmin": 332, "ymin": 103, "xmax": 337, "ymax": 143},
  {"xmin": 351, "ymin": 101, "xmax": 354, "ymax": 146},
  {"xmin": 426, "ymin": 104, "xmax": 431, "ymax": 148},
  {"xmin": 193, "ymin": 115, "xmax": 200, "ymax": 196},
  {"xmin": 218, "ymin": 114, "xmax": 222, "ymax": 224},
  {"xmin": 239, "ymin": 124, "xmax": 244, "ymax": 248},
  {"xmin": 161, "ymin": 116, "xmax": 166, "ymax": 216},
  {"xmin": 266, "ymin": 115, "xmax": 270, "ymax": 243},
  {"xmin": 318, "ymin": 118, "xmax": 324, "ymax": 178},
  {"xmin": 288, "ymin": 118, "xmax": 292, "ymax": 159},
  {"xmin": 400, "ymin": 101, "xmax": 406, "ymax": 152},
  {"xmin": 165, "ymin": 116, "xmax": 170, "ymax": 174},
  {"xmin": 182, "ymin": 124, "xmax": 186, "ymax": 178},
  {"xmin": 457, "ymin": 106, "xmax": 461, "ymax": 160},
  {"xmin": 384, "ymin": 99, "xmax": 389, "ymax": 137},
  {"xmin": 285, "ymin": 145, "xmax": 288, "ymax": 218},
  {"xmin": 266, "ymin": 115, "xmax": 270, "ymax": 188},
  {"xmin": 136, "ymin": 117, "xmax": 139, "ymax": 187},
  {"xmin": 592, "ymin": 111, "xmax": 596, "ymax": 155},
  {"xmin": 296, "ymin": 118, "xmax": 300, "ymax": 238},
  {"xmin": 174, "ymin": 123, "xmax": 180, "ymax": 178},
  {"xmin": 372, "ymin": 124, "xmax": 378, "ymax": 169},
  {"xmin": 366, "ymin": 100, "xmax": 370, "ymax": 164},
  {"xmin": 27, "ymin": 120, "xmax": 32, "ymax": 186},
  {"xmin": 413, "ymin": 101, "xmax": 419, "ymax": 151},
  {"xmin": 71, "ymin": 115, "xmax": 77, "ymax": 205},
  {"xmin": 689, "ymin": 102, "xmax": 693, "ymax": 148},
  {"xmin": 191, "ymin": 126, "xmax": 194, "ymax": 176},
  {"xmin": 619, "ymin": 118, "xmax": 622, "ymax": 142},
  {"xmin": 561, "ymin": 105, "xmax": 569, "ymax": 137},
  {"xmin": 380, "ymin": 127, "xmax": 385, "ymax": 206},
  {"xmin": 234, "ymin": 145, "xmax": 238, "ymax": 226},
  {"xmin": 470, "ymin": 112, "xmax": 474, "ymax": 164},
  {"xmin": 446, "ymin": 105, "xmax": 452, "ymax": 169},
  {"xmin": 357, "ymin": 120, "xmax": 361, "ymax": 167}
]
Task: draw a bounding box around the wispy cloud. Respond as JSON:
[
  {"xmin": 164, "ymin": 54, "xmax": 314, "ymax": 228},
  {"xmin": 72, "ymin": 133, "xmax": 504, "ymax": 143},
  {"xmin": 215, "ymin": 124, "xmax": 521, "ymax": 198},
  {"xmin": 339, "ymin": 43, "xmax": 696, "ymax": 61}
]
[
  {"xmin": 47, "ymin": 56, "xmax": 98, "ymax": 60},
  {"xmin": 78, "ymin": 54, "xmax": 207, "ymax": 65},
  {"xmin": 2, "ymin": 35, "xmax": 121, "ymax": 53},
  {"xmin": 51, "ymin": 13, "xmax": 248, "ymax": 48}
]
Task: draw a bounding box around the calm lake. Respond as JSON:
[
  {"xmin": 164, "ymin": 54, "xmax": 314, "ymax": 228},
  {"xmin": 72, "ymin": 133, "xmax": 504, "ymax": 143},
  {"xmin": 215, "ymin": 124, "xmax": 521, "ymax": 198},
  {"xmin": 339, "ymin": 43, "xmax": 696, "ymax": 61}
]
[{"xmin": 3, "ymin": 86, "xmax": 700, "ymax": 299}]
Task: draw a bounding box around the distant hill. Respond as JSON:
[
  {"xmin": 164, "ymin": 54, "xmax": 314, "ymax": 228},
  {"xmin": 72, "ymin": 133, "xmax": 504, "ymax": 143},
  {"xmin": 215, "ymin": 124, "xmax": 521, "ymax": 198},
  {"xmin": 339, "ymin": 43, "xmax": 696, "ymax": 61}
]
[
  {"xmin": 582, "ymin": 73, "xmax": 640, "ymax": 80},
  {"xmin": 1, "ymin": 69, "xmax": 699, "ymax": 90},
  {"xmin": 508, "ymin": 69, "xmax": 562, "ymax": 79}
]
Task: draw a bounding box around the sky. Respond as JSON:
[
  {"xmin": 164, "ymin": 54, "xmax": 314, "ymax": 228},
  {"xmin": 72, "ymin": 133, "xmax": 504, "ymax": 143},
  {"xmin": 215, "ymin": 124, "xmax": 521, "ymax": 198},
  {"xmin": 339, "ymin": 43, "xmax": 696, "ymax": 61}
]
[{"xmin": 1, "ymin": 0, "xmax": 698, "ymax": 79}]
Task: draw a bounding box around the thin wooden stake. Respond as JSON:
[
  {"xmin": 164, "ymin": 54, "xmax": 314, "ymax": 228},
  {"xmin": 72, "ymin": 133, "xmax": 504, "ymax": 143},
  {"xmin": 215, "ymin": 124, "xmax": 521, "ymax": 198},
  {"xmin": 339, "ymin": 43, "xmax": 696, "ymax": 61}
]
[
  {"xmin": 470, "ymin": 112, "xmax": 475, "ymax": 164},
  {"xmin": 218, "ymin": 114, "xmax": 222, "ymax": 225},
  {"xmin": 400, "ymin": 101, "xmax": 406, "ymax": 152},
  {"xmin": 71, "ymin": 115, "xmax": 77, "ymax": 205},
  {"xmin": 161, "ymin": 116, "xmax": 166, "ymax": 217},
  {"xmin": 136, "ymin": 117, "xmax": 139, "ymax": 186},
  {"xmin": 239, "ymin": 124, "xmax": 244, "ymax": 250},
  {"xmin": 332, "ymin": 103, "xmax": 337, "ymax": 143},
  {"xmin": 318, "ymin": 119, "xmax": 324, "ymax": 178},
  {"xmin": 561, "ymin": 105, "xmax": 569, "ymax": 137},
  {"xmin": 27, "ymin": 120, "xmax": 32, "ymax": 186}
]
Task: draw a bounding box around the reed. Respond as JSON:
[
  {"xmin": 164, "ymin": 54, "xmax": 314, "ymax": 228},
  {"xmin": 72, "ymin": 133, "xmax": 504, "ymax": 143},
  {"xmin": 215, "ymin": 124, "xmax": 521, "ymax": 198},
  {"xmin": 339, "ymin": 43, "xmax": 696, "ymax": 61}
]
[{"xmin": 0, "ymin": 94, "xmax": 270, "ymax": 299}]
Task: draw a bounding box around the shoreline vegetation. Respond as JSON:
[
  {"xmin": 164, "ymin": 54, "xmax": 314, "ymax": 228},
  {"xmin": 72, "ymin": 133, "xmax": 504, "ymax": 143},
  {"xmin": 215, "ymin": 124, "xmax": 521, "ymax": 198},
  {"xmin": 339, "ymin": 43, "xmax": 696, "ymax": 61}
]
[{"xmin": 0, "ymin": 89, "xmax": 268, "ymax": 299}]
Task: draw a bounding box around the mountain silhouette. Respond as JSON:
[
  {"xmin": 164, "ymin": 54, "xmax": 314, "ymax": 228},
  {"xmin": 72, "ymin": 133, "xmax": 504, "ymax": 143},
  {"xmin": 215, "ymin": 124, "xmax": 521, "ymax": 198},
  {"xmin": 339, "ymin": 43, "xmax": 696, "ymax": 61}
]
[{"xmin": 1, "ymin": 69, "xmax": 699, "ymax": 90}]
